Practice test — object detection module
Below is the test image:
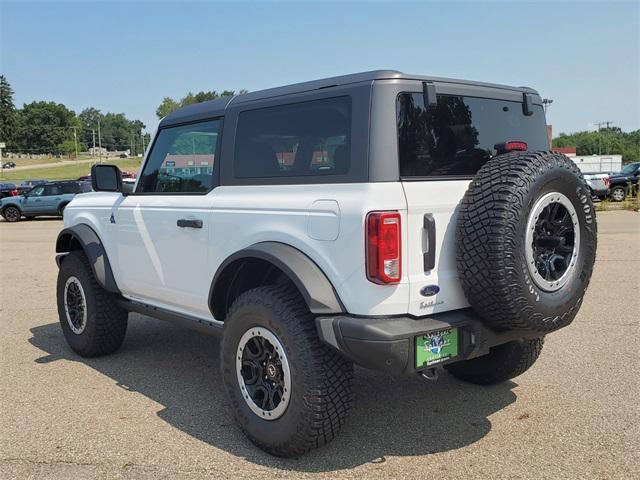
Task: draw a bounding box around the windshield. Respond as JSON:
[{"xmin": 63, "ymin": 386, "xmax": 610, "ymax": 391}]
[{"xmin": 620, "ymin": 163, "xmax": 639, "ymax": 175}]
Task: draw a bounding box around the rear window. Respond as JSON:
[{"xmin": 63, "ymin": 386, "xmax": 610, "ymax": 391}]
[
  {"xmin": 234, "ymin": 96, "xmax": 351, "ymax": 179},
  {"xmin": 397, "ymin": 93, "xmax": 548, "ymax": 178}
]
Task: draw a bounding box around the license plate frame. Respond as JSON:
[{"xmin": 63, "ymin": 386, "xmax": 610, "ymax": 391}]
[{"xmin": 415, "ymin": 327, "xmax": 459, "ymax": 369}]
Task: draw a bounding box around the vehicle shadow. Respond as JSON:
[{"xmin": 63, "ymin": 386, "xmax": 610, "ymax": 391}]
[{"xmin": 29, "ymin": 315, "xmax": 517, "ymax": 471}]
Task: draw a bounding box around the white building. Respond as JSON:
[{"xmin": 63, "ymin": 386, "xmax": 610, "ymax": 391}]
[{"xmin": 569, "ymin": 155, "xmax": 622, "ymax": 174}]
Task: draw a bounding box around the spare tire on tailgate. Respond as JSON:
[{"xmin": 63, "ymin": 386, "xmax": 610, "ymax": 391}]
[{"xmin": 456, "ymin": 151, "xmax": 597, "ymax": 333}]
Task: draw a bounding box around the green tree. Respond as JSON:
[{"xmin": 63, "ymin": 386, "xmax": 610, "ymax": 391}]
[
  {"xmin": 58, "ymin": 139, "xmax": 78, "ymax": 159},
  {"xmin": 14, "ymin": 101, "xmax": 76, "ymax": 154},
  {"xmin": 0, "ymin": 75, "xmax": 17, "ymax": 148},
  {"xmin": 156, "ymin": 89, "xmax": 248, "ymax": 118},
  {"xmin": 554, "ymin": 128, "xmax": 640, "ymax": 163},
  {"xmin": 78, "ymin": 107, "xmax": 104, "ymax": 148}
]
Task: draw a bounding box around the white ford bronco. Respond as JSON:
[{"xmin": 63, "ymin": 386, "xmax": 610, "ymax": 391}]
[{"xmin": 55, "ymin": 70, "xmax": 597, "ymax": 457}]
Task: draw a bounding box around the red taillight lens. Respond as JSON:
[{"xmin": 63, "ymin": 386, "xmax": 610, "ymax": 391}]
[
  {"xmin": 366, "ymin": 211, "xmax": 401, "ymax": 284},
  {"xmin": 505, "ymin": 141, "xmax": 528, "ymax": 151},
  {"xmin": 10, "ymin": 189, "xmax": 18, "ymax": 196},
  {"xmin": 604, "ymin": 177, "xmax": 610, "ymax": 188},
  {"xmin": 495, "ymin": 141, "xmax": 528, "ymax": 153}
]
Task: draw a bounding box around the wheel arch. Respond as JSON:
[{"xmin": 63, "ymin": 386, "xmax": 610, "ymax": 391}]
[
  {"xmin": 2, "ymin": 203, "xmax": 22, "ymax": 214},
  {"xmin": 209, "ymin": 242, "xmax": 345, "ymax": 321},
  {"xmin": 56, "ymin": 224, "xmax": 120, "ymax": 294}
]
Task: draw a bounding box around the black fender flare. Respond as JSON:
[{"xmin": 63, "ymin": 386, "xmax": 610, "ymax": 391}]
[
  {"xmin": 209, "ymin": 242, "xmax": 345, "ymax": 318},
  {"xmin": 55, "ymin": 224, "xmax": 120, "ymax": 294}
]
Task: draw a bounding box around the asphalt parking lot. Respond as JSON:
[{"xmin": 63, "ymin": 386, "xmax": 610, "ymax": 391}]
[{"xmin": 1, "ymin": 211, "xmax": 638, "ymax": 479}]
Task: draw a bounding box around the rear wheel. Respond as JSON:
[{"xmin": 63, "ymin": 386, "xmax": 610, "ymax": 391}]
[
  {"xmin": 58, "ymin": 202, "xmax": 69, "ymax": 217},
  {"xmin": 445, "ymin": 337, "xmax": 544, "ymax": 385},
  {"xmin": 221, "ymin": 284, "xmax": 354, "ymax": 457},
  {"xmin": 2, "ymin": 206, "xmax": 21, "ymax": 222}
]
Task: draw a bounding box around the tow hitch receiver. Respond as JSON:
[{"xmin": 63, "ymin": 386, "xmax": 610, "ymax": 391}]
[{"xmin": 420, "ymin": 366, "xmax": 443, "ymax": 382}]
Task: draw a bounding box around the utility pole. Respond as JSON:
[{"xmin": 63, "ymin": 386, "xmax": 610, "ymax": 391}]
[
  {"xmin": 97, "ymin": 119, "xmax": 102, "ymax": 163},
  {"xmin": 71, "ymin": 126, "xmax": 79, "ymax": 163},
  {"xmin": 542, "ymin": 98, "xmax": 553, "ymax": 114},
  {"xmin": 595, "ymin": 121, "xmax": 615, "ymax": 155},
  {"xmin": 92, "ymin": 129, "xmax": 96, "ymax": 157},
  {"xmin": 595, "ymin": 122, "xmax": 606, "ymax": 155}
]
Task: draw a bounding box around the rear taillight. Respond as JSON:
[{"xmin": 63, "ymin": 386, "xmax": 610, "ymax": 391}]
[
  {"xmin": 10, "ymin": 189, "xmax": 18, "ymax": 196},
  {"xmin": 366, "ymin": 211, "xmax": 401, "ymax": 284},
  {"xmin": 495, "ymin": 141, "xmax": 528, "ymax": 153},
  {"xmin": 604, "ymin": 177, "xmax": 611, "ymax": 188}
]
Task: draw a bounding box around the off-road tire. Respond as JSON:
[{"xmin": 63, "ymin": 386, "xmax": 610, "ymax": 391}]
[
  {"xmin": 221, "ymin": 284, "xmax": 354, "ymax": 457},
  {"xmin": 2, "ymin": 205, "xmax": 21, "ymax": 222},
  {"xmin": 445, "ymin": 337, "xmax": 544, "ymax": 385},
  {"xmin": 457, "ymin": 151, "xmax": 597, "ymax": 333},
  {"xmin": 56, "ymin": 251, "xmax": 128, "ymax": 357}
]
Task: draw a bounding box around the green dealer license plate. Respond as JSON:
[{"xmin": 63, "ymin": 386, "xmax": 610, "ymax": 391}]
[{"xmin": 416, "ymin": 328, "xmax": 459, "ymax": 368}]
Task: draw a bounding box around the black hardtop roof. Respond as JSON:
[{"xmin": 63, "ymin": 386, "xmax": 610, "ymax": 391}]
[{"xmin": 160, "ymin": 70, "xmax": 539, "ymax": 127}]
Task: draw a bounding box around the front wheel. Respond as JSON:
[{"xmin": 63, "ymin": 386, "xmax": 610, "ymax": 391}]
[
  {"xmin": 445, "ymin": 337, "xmax": 545, "ymax": 385},
  {"xmin": 56, "ymin": 251, "xmax": 128, "ymax": 357},
  {"xmin": 2, "ymin": 206, "xmax": 21, "ymax": 222},
  {"xmin": 610, "ymin": 186, "xmax": 626, "ymax": 202},
  {"xmin": 221, "ymin": 285, "xmax": 354, "ymax": 457}
]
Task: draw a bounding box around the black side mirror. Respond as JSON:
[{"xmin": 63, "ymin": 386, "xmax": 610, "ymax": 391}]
[{"xmin": 91, "ymin": 164, "xmax": 123, "ymax": 192}]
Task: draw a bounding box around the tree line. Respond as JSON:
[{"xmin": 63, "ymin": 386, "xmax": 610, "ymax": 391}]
[
  {"xmin": 0, "ymin": 75, "xmax": 246, "ymax": 157},
  {"xmin": 553, "ymin": 128, "xmax": 640, "ymax": 163}
]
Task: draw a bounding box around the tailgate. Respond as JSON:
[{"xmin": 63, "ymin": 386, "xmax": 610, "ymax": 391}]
[{"xmin": 401, "ymin": 180, "xmax": 471, "ymax": 317}]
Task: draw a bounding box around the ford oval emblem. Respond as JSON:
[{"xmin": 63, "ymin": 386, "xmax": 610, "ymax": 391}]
[{"xmin": 420, "ymin": 285, "xmax": 440, "ymax": 297}]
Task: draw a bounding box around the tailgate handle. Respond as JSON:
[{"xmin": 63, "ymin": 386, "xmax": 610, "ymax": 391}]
[{"xmin": 423, "ymin": 213, "xmax": 436, "ymax": 272}]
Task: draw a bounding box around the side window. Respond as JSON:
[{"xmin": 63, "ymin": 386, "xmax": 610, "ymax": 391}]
[
  {"xmin": 234, "ymin": 96, "xmax": 351, "ymax": 179},
  {"xmin": 60, "ymin": 184, "xmax": 78, "ymax": 194},
  {"xmin": 28, "ymin": 186, "xmax": 45, "ymax": 197},
  {"xmin": 137, "ymin": 119, "xmax": 221, "ymax": 193},
  {"xmin": 397, "ymin": 93, "xmax": 548, "ymax": 178},
  {"xmin": 45, "ymin": 185, "xmax": 63, "ymax": 196}
]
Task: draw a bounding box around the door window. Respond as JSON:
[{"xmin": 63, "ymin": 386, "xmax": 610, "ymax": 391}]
[
  {"xmin": 28, "ymin": 186, "xmax": 45, "ymax": 197},
  {"xmin": 137, "ymin": 119, "xmax": 221, "ymax": 193}
]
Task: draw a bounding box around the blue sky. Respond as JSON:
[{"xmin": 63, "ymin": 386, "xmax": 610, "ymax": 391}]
[{"xmin": 1, "ymin": 1, "xmax": 638, "ymax": 135}]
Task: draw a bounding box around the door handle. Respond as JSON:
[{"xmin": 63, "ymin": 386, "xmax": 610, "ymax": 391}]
[
  {"xmin": 177, "ymin": 219, "xmax": 203, "ymax": 229},
  {"xmin": 423, "ymin": 213, "xmax": 436, "ymax": 272}
]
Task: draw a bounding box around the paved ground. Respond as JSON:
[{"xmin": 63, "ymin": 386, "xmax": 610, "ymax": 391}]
[{"xmin": 1, "ymin": 212, "xmax": 638, "ymax": 479}]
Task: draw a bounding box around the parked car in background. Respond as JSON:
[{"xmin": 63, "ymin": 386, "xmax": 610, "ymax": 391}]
[
  {"xmin": 2, "ymin": 161, "xmax": 16, "ymax": 169},
  {"xmin": 1, "ymin": 180, "xmax": 91, "ymax": 222},
  {"xmin": 609, "ymin": 162, "xmax": 640, "ymax": 201},
  {"xmin": 0, "ymin": 183, "xmax": 19, "ymax": 199},
  {"xmin": 583, "ymin": 172, "xmax": 610, "ymax": 200}
]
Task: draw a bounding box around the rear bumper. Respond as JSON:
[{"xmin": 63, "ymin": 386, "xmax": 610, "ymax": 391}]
[{"xmin": 316, "ymin": 309, "xmax": 542, "ymax": 375}]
